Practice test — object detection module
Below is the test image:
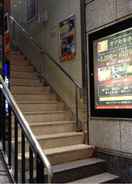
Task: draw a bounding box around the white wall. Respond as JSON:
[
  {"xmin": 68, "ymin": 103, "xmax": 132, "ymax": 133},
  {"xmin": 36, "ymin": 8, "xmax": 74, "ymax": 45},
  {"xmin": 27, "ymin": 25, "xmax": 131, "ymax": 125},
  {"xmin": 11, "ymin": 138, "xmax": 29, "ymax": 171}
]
[
  {"xmin": 86, "ymin": 0, "xmax": 132, "ymax": 153},
  {"xmin": 41, "ymin": 0, "xmax": 82, "ymax": 84},
  {"xmin": 39, "ymin": 0, "xmax": 82, "ymax": 113}
]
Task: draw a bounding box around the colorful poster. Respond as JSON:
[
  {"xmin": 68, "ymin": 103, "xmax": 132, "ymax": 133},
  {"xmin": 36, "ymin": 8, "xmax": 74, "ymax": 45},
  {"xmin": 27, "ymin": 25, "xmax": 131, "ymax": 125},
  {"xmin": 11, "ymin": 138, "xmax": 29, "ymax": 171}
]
[
  {"xmin": 59, "ymin": 15, "xmax": 76, "ymax": 62},
  {"xmin": 94, "ymin": 27, "xmax": 132, "ymax": 110}
]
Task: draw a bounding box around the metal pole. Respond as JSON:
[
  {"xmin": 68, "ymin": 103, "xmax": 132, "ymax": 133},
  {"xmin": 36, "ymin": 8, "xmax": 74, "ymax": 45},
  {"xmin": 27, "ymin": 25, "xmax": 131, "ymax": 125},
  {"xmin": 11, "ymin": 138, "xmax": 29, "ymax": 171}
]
[
  {"xmin": 75, "ymin": 86, "xmax": 79, "ymax": 130},
  {"xmin": 80, "ymin": 0, "xmax": 89, "ymax": 144},
  {"xmin": 12, "ymin": 20, "xmax": 16, "ymax": 46}
]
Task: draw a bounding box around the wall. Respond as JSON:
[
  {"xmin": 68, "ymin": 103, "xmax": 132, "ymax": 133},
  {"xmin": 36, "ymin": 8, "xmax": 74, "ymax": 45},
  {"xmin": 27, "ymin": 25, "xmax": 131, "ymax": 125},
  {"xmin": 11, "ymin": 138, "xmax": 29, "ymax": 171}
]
[
  {"xmin": 11, "ymin": 0, "xmax": 43, "ymax": 41},
  {"xmin": 40, "ymin": 0, "xmax": 82, "ymax": 114},
  {"xmin": 86, "ymin": 0, "xmax": 132, "ymax": 154},
  {"xmin": 11, "ymin": 0, "xmax": 82, "ymax": 115}
]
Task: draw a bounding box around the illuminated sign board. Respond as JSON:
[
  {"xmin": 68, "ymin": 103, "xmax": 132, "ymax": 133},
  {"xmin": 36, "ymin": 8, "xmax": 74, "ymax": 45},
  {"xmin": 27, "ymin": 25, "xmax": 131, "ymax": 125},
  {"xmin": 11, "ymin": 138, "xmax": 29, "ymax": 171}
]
[{"xmin": 89, "ymin": 17, "xmax": 132, "ymax": 118}]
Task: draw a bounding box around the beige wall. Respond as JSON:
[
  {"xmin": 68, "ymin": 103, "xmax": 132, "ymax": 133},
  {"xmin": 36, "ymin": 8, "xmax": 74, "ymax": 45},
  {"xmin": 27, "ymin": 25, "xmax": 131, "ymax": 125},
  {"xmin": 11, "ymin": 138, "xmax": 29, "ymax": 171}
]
[
  {"xmin": 11, "ymin": 0, "xmax": 82, "ymax": 116},
  {"xmin": 40, "ymin": 0, "xmax": 82, "ymax": 113},
  {"xmin": 86, "ymin": 0, "xmax": 132, "ymax": 153}
]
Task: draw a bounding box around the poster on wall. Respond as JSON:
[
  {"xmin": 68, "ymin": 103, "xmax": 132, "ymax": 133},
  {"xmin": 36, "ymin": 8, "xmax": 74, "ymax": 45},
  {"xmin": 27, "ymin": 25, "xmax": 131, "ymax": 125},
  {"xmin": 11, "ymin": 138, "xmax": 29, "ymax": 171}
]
[{"xmin": 59, "ymin": 15, "xmax": 76, "ymax": 62}]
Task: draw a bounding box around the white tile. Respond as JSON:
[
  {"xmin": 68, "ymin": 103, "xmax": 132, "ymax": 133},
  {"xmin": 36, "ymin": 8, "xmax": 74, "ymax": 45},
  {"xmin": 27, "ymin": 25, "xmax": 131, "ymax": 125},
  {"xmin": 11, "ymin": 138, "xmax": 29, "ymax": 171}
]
[
  {"xmin": 121, "ymin": 121, "xmax": 132, "ymax": 153},
  {"xmin": 89, "ymin": 120, "xmax": 95, "ymax": 145},
  {"xmin": 91, "ymin": 120, "xmax": 120, "ymax": 150}
]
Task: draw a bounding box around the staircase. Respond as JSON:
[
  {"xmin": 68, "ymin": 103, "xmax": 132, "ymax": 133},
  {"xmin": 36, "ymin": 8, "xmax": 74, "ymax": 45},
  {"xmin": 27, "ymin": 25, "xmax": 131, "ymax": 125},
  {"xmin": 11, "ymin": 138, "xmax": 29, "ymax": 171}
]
[{"xmin": 8, "ymin": 51, "xmax": 119, "ymax": 183}]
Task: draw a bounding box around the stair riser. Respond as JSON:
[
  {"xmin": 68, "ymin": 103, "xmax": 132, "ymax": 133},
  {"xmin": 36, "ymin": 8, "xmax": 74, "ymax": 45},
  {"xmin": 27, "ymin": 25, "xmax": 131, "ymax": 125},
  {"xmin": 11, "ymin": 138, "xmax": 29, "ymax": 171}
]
[
  {"xmin": 12, "ymin": 123, "xmax": 75, "ymax": 137},
  {"xmin": 11, "ymin": 66, "xmax": 34, "ymax": 72},
  {"xmin": 19, "ymin": 104, "xmax": 65, "ymax": 112},
  {"xmin": 11, "ymin": 86, "xmax": 49, "ymax": 92},
  {"xmin": 11, "ymin": 61, "xmax": 29, "ymax": 66},
  {"xmin": 17, "ymin": 134, "xmax": 83, "ymax": 153},
  {"xmin": 10, "ymin": 58, "xmax": 29, "ymax": 64},
  {"xmin": 102, "ymin": 178, "xmax": 120, "ymax": 183},
  {"xmin": 11, "ymin": 73, "xmax": 38, "ymax": 79},
  {"xmin": 11, "ymin": 80, "xmax": 41, "ymax": 86},
  {"xmin": 17, "ymin": 100, "xmax": 58, "ymax": 104},
  {"xmin": 53, "ymin": 161, "xmax": 106, "ymax": 183},
  {"xmin": 14, "ymin": 95, "xmax": 57, "ymax": 101},
  {"xmin": 11, "ymin": 88, "xmax": 49, "ymax": 95},
  {"xmin": 32, "ymin": 124, "xmax": 75, "ymax": 135},
  {"xmin": 25, "ymin": 113, "xmax": 73, "ymax": 123}
]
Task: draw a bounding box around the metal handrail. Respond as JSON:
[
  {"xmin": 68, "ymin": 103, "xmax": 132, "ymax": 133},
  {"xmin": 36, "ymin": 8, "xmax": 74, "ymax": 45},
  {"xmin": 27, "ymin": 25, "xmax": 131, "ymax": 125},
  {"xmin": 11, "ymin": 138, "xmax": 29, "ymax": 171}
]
[
  {"xmin": 0, "ymin": 75, "xmax": 53, "ymax": 183},
  {"xmin": 9, "ymin": 16, "xmax": 81, "ymax": 89}
]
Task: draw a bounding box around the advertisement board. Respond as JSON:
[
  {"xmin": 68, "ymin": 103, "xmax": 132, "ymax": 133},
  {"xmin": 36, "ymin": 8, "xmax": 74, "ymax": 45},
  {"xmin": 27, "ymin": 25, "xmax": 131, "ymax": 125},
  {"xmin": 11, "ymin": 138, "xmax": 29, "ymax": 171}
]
[{"xmin": 89, "ymin": 17, "xmax": 132, "ymax": 118}]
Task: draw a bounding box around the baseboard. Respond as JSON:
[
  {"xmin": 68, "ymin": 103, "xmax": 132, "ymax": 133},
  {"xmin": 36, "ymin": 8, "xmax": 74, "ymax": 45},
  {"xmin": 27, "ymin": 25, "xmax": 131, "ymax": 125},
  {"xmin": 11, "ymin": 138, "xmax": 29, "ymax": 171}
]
[{"xmin": 96, "ymin": 147, "xmax": 132, "ymax": 159}]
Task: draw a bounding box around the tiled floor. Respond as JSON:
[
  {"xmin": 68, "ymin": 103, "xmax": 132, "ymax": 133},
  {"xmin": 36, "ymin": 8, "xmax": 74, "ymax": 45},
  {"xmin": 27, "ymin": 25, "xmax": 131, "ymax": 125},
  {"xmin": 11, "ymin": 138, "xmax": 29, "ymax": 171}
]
[{"xmin": 0, "ymin": 153, "xmax": 11, "ymax": 183}]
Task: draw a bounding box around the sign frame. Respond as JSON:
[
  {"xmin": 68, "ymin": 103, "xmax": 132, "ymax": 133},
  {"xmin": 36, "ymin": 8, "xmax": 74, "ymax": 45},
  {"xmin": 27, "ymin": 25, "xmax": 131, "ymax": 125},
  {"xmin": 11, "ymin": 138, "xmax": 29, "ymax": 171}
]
[{"xmin": 89, "ymin": 17, "xmax": 132, "ymax": 118}]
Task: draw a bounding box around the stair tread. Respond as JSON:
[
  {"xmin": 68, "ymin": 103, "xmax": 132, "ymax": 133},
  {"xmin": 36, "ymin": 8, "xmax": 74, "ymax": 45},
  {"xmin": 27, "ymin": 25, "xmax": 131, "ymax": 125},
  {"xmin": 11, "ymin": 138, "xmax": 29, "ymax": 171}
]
[
  {"xmin": 18, "ymin": 132, "xmax": 83, "ymax": 142},
  {"xmin": 45, "ymin": 144, "xmax": 93, "ymax": 155},
  {"xmin": 13, "ymin": 92, "xmax": 49, "ymax": 95},
  {"xmin": 17, "ymin": 100, "xmax": 58, "ymax": 104},
  {"xmin": 52, "ymin": 158, "xmax": 104, "ymax": 173},
  {"xmin": 14, "ymin": 94, "xmax": 53, "ymax": 96},
  {"xmin": 11, "ymin": 86, "xmax": 48, "ymax": 89},
  {"xmin": 18, "ymin": 144, "xmax": 94, "ymax": 159},
  {"xmin": 11, "ymin": 70, "xmax": 33, "ymax": 73},
  {"xmin": 11, "ymin": 78, "xmax": 40, "ymax": 81},
  {"xmin": 29, "ymin": 121, "xmax": 75, "ymax": 126},
  {"xmin": 37, "ymin": 132, "xmax": 83, "ymax": 139},
  {"xmin": 69, "ymin": 172, "xmax": 119, "ymax": 183},
  {"xmin": 23, "ymin": 109, "xmax": 65, "ymax": 114},
  {"xmin": 24, "ymin": 110, "xmax": 69, "ymax": 115}
]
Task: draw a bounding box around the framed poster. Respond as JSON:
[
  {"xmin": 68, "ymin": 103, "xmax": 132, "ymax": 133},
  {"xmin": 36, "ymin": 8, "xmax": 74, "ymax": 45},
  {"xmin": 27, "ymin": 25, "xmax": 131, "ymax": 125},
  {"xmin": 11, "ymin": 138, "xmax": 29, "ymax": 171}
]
[
  {"xmin": 59, "ymin": 15, "xmax": 76, "ymax": 62},
  {"xmin": 89, "ymin": 17, "xmax": 132, "ymax": 118}
]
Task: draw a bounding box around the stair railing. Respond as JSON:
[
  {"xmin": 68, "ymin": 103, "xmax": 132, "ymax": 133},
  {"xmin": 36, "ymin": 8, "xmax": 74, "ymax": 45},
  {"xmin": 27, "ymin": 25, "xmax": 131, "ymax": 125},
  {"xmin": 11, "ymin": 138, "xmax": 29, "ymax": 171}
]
[
  {"xmin": 0, "ymin": 75, "xmax": 53, "ymax": 183},
  {"xmin": 9, "ymin": 16, "xmax": 82, "ymax": 130}
]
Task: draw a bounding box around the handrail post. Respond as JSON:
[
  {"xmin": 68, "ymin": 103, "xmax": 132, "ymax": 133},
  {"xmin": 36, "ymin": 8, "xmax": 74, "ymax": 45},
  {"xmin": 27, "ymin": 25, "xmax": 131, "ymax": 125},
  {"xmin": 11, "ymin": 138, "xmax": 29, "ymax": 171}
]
[
  {"xmin": 75, "ymin": 86, "xmax": 79, "ymax": 131},
  {"xmin": 0, "ymin": 88, "xmax": 2, "ymax": 140},
  {"xmin": 1, "ymin": 92, "xmax": 6, "ymax": 152},
  {"xmin": 12, "ymin": 20, "xmax": 16, "ymax": 45}
]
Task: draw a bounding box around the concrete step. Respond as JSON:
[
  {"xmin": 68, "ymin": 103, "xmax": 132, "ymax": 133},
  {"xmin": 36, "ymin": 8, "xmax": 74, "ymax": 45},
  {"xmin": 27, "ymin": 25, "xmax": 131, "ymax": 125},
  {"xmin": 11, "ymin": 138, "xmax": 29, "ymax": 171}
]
[
  {"xmin": 11, "ymin": 78, "xmax": 42, "ymax": 86},
  {"xmin": 10, "ymin": 65, "xmax": 34, "ymax": 72},
  {"xmin": 69, "ymin": 172, "xmax": 119, "ymax": 183},
  {"xmin": 13, "ymin": 121, "xmax": 75, "ymax": 137},
  {"xmin": 10, "ymin": 59, "xmax": 29, "ymax": 66},
  {"xmin": 9, "ymin": 55, "xmax": 29, "ymax": 65},
  {"xmin": 17, "ymin": 100, "xmax": 59, "ymax": 104},
  {"xmin": 53, "ymin": 158, "xmax": 106, "ymax": 183},
  {"xmin": 8, "ymin": 54, "xmax": 25, "ymax": 60},
  {"xmin": 25, "ymin": 157, "xmax": 105, "ymax": 183},
  {"xmin": 46, "ymin": 144, "xmax": 94, "ymax": 165},
  {"xmin": 18, "ymin": 144, "xmax": 94, "ymax": 170},
  {"xmin": 11, "ymin": 86, "xmax": 50, "ymax": 95},
  {"xmin": 30, "ymin": 121, "xmax": 75, "ymax": 135},
  {"xmin": 11, "ymin": 71, "xmax": 38, "ymax": 79},
  {"xmin": 25, "ymin": 111, "xmax": 73, "ymax": 122},
  {"xmin": 19, "ymin": 103, "xmax": 65, "ymax": 112},
  {"xmin": 17, "ymin": 132, "xmax": 84, "ymax": 152},
  {"xmin": 13, "ymin": 94, "xmax": 57, "ymax": 101}
]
